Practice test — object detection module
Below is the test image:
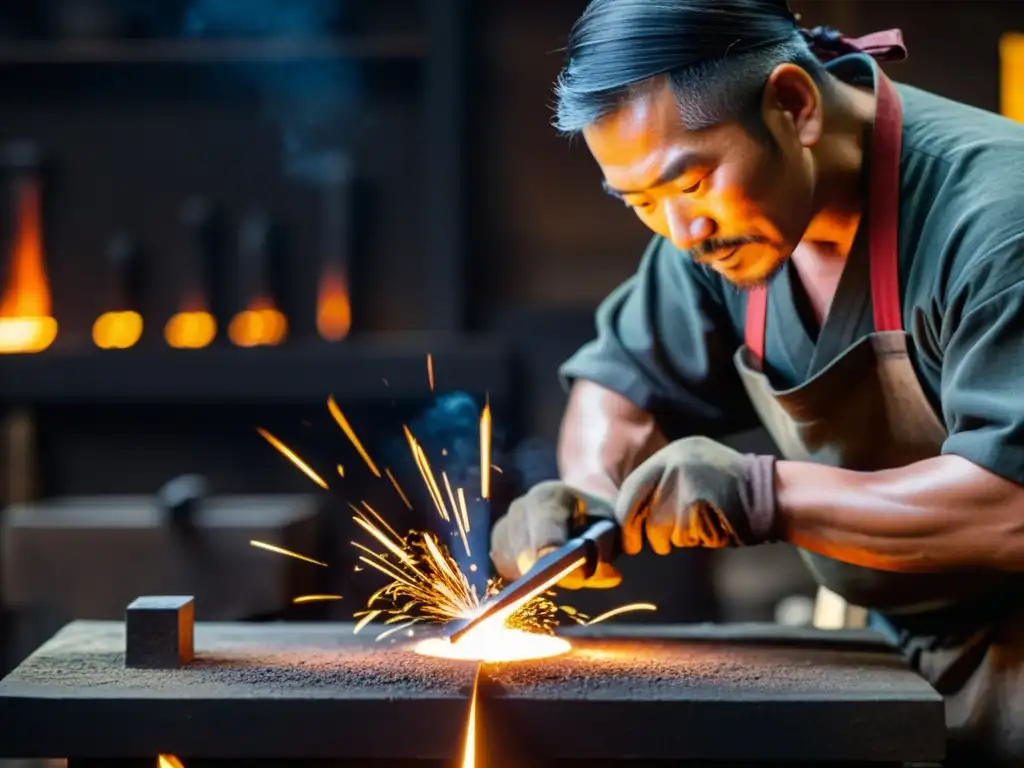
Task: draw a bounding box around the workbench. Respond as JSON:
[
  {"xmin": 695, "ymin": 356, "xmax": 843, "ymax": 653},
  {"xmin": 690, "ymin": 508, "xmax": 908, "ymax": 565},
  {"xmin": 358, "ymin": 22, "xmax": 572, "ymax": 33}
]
[{"xmin": 0, "ymin": 620, "xmax": 946, "ymax": 766}]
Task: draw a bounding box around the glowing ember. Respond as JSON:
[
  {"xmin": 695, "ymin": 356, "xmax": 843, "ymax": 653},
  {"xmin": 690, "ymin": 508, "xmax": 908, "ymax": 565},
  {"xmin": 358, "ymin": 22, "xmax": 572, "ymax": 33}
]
[
  {"xmin": 158, "ymin": 756, "xmax": 185, "ymax": 768},
  {"xmin": 427, "ymin": 352, "xmax": 435, "ymax": 391},
  {"xmin": 0, "ymin": 177, "xmax": 57, "ymax": 354},
  {"xmin": 328, "ymin": 395, "xmax": 381, "ymax": 476},
  {"xmin": 479, "ymin": 399, "xmax": 491, "ymax": 499},
  {"xmin": 257, "ymin": 427, "xmax": 329, "ymax": 489},
  {"xmin": 317, "ymin": 264, "xmax": 351, "ymax": 341},
  {"xmin": 92, "ymin": 310, "xmax": 143, "ymax": 350},
  {"xmin": 227, "ymin": 297, "xmax": 287, "ymax": 347},
  {"xmin": 292, "ymin": 594, "xmax": 343, "ymax": 604},
  {"xmin": 250, "ymin": 539, "xmax": 327, "ymax": 567},
  {"xmin": 416, "ymin": 627, "xmax": 571, "ymax": 663}
]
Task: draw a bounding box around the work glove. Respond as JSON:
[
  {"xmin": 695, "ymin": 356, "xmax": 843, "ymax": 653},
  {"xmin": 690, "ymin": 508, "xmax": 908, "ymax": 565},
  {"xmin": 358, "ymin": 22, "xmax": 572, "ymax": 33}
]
[
  {"xmin": 615, "ymin": 436, "xmax": 778, "ymax": 556},
  {"xmin": 490, "ymin": 480, "xmax": 624, "ymax": 589}
]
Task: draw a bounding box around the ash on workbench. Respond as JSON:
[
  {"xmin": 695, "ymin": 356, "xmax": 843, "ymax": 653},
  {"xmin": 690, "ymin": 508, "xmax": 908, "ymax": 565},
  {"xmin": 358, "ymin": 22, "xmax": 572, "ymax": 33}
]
[
  {"xmin": 483, "ymin": 633, "xmax": 913, "ymax": 699},
  {"xmin": 5, "ymin": 621, "xmax": 477, "ymax": 699}
]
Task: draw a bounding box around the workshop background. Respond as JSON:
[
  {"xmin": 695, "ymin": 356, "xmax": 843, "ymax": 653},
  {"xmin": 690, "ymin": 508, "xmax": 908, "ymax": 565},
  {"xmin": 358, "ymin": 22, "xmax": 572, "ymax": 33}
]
[{"xmin": 0, "ymin": 0, "xmax": 1022, "ymax": 691}]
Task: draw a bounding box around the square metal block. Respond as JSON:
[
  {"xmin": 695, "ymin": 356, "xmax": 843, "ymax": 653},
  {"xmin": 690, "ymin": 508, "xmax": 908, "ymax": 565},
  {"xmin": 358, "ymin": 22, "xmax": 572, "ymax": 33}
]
[{"xmin": 124, "ymin": 595, "xmax": 194, "ymax": 669}]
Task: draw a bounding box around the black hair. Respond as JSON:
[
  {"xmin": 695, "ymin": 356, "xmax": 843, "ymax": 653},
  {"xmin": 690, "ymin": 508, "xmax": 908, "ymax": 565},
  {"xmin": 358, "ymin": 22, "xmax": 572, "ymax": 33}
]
[{"xmin": 553, "ymin": 0, "xmax": 832, "ymax": 139}]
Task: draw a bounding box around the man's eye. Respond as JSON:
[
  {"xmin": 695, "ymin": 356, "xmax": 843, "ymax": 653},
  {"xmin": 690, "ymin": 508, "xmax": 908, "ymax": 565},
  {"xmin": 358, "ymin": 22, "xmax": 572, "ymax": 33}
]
[{"xmin": 681, "ymin": 178, "xmax": 702, "ymax": 194}]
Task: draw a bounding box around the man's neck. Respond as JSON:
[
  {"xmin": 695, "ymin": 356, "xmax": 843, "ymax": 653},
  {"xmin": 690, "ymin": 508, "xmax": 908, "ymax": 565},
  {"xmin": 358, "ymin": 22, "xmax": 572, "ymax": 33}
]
[{"xmin": 801, "ymin": 78, "xmax": 878, "ymax": 260}]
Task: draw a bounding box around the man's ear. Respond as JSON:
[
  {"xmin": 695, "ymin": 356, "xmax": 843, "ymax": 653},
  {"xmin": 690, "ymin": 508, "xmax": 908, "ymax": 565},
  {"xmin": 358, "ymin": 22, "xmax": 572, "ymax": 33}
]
[{"xmin": 762, "ymin": 63, "xmax": 824, "ymax": 148}]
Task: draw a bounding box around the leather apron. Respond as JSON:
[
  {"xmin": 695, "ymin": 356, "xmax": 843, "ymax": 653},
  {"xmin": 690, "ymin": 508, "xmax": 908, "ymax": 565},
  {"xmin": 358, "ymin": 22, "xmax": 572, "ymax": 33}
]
[{"xmin": 732, "ymin": 66, "xmax": 1024, "ymax": 766}]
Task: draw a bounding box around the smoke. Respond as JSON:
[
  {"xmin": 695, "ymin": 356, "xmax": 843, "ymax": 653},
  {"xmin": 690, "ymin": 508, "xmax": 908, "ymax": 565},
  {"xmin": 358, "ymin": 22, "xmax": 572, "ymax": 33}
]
[
  {"xmin": 177, "ymin": 0, "xmax": 363, "ymax": 185},
  {"xmin": 382, "ymin": 392, "xmax": 507, "ymax": 484}
]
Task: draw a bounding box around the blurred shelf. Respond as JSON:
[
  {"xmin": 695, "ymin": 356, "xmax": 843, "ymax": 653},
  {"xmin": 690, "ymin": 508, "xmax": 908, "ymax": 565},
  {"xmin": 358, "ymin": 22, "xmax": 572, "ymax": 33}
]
[
  {"xmin": 0, "ymin": 36, "xmax": 426, "ymax": 64},
  {"xmin": 0, "ymin": 335, "xmax": 510, "ymax": 405}
]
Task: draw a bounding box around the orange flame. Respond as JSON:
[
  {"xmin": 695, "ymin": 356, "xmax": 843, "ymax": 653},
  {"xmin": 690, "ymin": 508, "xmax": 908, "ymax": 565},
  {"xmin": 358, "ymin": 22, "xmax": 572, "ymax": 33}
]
[
  {"xmin": 0, "ymin": 178, "xmax": 57, "ymax": 353},
  {"xmin": 164, "ymin": 292, "xmax": 215, "ymax": 349},
  {"xmin": 317, "ymin": 264, "xmax": 351, "ymax": 341},
  {"xmin": 228, "ymin": 296, "xmax": 287, "ymax": 347},
  {"xmin": 92, "ymin": 310, "xmax": 143, "ymax": 350}
]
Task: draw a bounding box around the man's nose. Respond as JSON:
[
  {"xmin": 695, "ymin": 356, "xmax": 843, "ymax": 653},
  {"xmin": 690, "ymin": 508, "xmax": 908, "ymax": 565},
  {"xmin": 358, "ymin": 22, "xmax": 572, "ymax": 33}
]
[{"xmin": 666, "ymin": 207, "xmax": 715, "ymax": 251}]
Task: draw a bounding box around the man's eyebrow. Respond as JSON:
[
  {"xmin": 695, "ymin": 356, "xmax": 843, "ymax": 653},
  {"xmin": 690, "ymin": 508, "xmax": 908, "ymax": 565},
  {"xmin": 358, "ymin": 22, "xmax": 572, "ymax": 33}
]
[{"xmin": 601, "ymin": 152, "xmax": 706, "ymax": 198}]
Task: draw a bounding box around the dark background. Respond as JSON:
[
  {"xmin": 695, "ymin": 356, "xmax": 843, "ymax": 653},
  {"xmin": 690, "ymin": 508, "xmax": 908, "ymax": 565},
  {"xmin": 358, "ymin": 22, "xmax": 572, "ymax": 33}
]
[{"xmin": 1, "ymin": 0, "xmax": 1022, "ymax": 678}]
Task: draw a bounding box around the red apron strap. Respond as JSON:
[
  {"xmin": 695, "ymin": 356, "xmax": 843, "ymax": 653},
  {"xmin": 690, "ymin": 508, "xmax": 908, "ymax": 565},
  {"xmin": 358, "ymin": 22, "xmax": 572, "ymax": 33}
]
[
  {"xmin": 869, "ymin": 69, "xmax": 904, "ymax": 333},
  {"xmin": 744, "ymin": 285, "xmax": 768, "ymax": 369},
  {"xmin": 744, "ymin": 59, "xmax": 905, "ymax": 365}
]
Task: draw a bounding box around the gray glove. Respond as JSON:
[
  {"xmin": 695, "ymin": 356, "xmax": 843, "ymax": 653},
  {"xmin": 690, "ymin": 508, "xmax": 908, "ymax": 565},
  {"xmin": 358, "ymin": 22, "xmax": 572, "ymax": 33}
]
[
  {"xmin": 489, "ymin": 480, "xmax": 623, "ymax": 589},
  {"xmin": 615, "ymin": 436, "xmax": 778, "ymax": 556}
]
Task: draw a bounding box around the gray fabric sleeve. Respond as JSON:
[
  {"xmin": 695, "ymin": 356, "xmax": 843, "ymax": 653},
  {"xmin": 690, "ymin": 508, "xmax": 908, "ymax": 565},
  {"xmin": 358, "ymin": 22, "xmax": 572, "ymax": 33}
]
[
  {"xmin": 558, "ymin": 236, "xmax": 759, "ymax": 438},
  {"xmin": 940, "ymin": 243, "xmax": 1024, "ymax": 485}
]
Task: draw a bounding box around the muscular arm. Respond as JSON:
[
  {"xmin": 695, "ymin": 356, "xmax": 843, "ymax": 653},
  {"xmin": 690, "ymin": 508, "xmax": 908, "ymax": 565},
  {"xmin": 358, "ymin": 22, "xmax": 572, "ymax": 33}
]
[
  {"xmin": 557, "ymin": 380, "xmax": 668, "ymax": 503},
  {"xmin": 775, "ymin": 454, "xmax": 1024, "ymax": 573}
]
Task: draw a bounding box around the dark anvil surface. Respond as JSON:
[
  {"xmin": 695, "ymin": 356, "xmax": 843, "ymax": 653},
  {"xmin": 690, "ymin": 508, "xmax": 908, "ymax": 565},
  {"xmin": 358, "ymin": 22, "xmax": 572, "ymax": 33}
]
[{"xmin": 0, "ymin": 621, "xmax": 945, "ymax": 763}]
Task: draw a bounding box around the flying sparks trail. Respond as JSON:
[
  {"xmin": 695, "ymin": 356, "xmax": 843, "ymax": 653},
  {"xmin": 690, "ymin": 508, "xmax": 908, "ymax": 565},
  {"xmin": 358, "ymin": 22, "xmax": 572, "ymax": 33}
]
[
  {"xmin": 251, "ymin": 381, "xmax": 657, "ymax": 663},
  {"xmin": 479, "ymin": 398, "xmax": 491, "ymax": 499},
  {"xmin": 461, "ymin": 666, "xmax": 480, "ymax": 768},
  {"xmin": 385, "ymin": 467, "xmax": 412, "ymax": 509},
  {"xmin": 584, "ymin": 602, "xmax": 657, "ymax": 625},
  {"xmin": 292, "ymin": 594, "xmax": 343, "ymax": 604},
  {"xmin": 327, "ymin": 394, "xmax": 381, "ymax": 477},
  {"xmin": 257, "ymin": 428, "xmax": 328, "ymax": 489},
  {"xmin": 250, "ymin": 540, "xmax": 328, "ymax": 567},
  {"xmin": 427, "ymin": 352, "xmax": 435, "ymax": 391}
]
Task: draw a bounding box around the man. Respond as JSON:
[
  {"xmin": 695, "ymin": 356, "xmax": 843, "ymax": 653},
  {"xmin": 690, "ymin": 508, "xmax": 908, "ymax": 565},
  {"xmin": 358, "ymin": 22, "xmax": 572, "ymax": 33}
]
[{"xmin": 489, "ymin": 1, "xmax": 1024, "ymax": 765}]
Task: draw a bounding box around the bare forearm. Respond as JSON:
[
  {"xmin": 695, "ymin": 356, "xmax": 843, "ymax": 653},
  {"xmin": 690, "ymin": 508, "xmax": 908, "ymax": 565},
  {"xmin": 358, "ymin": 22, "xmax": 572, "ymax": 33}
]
[
  {"xmin": 775, "ymin": 454, "xmax": 1024, "ymax": 572},
  {"xmin": 557, "ymin": 381, "xmax": 667, "ymax": 503}
]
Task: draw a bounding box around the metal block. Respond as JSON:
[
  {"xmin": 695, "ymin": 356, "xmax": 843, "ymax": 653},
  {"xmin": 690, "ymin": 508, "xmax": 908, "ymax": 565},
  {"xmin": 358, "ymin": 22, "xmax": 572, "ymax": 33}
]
[{"xmin": 125, "ymin": 596, "xmax": 194, "ymax": 669}]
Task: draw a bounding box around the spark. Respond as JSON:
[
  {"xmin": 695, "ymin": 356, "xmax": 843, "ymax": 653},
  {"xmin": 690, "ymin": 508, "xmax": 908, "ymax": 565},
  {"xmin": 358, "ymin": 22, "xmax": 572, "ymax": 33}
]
[
  {"xmin": 460, "ymin": 667, "xmax": 480, "ymax": 768},
  {"xmin": 427, "ymin": 353, "xmax": 435, "ymax": 391},
  {"xmin": 337, "ymin": 464, "xmax": 344, "ymax": 477},
  {"xmin": 491, "ymin": 464, "xmax": 503, "ymax": 474},
  {"xmin": 385, "ymin": 467, "xmax": 412, "ymax": 510},
  {"xmin": 327, "ymin": 394, "xmax": 381, "ymax": 477},
  {"xmin": 293, "ymin": 594, "xmax": 343, "ymax": 604},
  {"xmin": 584, "ymin": 602, "xmax": 657, "ymax": 625},
  {"xmin": 250, "ymin": 540, "xmax": 328, "ymax": 567},
  {"xmin": 443, "ymin": 471, "xmax": 471, "ymax": 557},
  {"xmin": 158, "ymin": 757, "xmax": 185, "ymax": 768},
  {"xmin": 456, "ymin": 487, "xmax": 471, "ymax": 533},
  {"xmin": 404, "ymin": 425, "xmax": 450, "ymax": 521},
  {"xmin": 257, "ymin": 428, "xmax": 328, "ymax": 489},
  {"xmin": 480, "ymin": 399, "xmax": 491, "ymax": 499}
]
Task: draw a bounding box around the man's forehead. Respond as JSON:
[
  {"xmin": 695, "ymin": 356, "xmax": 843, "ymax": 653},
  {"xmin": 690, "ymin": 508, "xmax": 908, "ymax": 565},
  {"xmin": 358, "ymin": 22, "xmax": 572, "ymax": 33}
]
[{"xmin": 583, "ymin": 83, "xmax": 716, "ymax": 193}]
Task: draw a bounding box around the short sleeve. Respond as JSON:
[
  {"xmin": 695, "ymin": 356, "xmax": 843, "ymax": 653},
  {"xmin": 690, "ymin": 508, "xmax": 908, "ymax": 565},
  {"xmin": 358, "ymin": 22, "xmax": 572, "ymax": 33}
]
[
  {"xmin": 940, "ymin": 254, "xmax": 1024, "ymax": 485},
  {"xmin": 558, "ymin": 236, "xmax": 759, "ymax": 438}
]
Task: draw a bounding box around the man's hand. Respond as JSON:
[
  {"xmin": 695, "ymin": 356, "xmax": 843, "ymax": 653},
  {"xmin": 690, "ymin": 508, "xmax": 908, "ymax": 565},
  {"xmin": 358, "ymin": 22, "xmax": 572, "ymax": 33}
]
[
  {"xmin": 615, "ymin": 437, "xmax": 778, "ymax": 555},
  {"xmin": 490, "ymin": 480, "xmax": 624, "ymax": 589}
]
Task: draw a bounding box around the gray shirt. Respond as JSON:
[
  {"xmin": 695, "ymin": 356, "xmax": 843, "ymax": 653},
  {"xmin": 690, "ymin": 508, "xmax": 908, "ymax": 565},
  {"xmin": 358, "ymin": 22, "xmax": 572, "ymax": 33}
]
[{"xmin": 560, "ymin": 54, "xmax": 1024, "ymax": 486}]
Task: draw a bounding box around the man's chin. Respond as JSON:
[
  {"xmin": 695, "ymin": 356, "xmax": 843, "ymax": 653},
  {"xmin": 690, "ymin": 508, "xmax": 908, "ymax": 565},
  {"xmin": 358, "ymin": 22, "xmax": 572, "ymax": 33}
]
[{"xmin": 720, "ymin": 254, "xmax": 788, "ymax": 290}]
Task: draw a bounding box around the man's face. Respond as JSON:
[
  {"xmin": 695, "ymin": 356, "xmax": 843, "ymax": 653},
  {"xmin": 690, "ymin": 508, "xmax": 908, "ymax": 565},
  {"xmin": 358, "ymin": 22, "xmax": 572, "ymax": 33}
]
[{"xmin": 582, "ymin": 75, "xmax": 817, "ymax": 288}]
